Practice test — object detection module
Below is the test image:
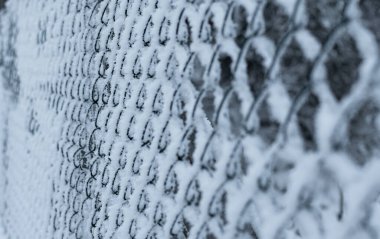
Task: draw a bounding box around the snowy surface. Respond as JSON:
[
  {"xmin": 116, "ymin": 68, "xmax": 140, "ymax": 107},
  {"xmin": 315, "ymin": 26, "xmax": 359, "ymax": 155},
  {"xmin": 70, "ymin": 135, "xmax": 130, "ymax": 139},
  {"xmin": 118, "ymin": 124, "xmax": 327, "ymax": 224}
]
[
  {"xmin": 0, "ymin": 226, "xmax": 5, "ymax": 239},
  {"xmin": 0, "ymin": 0, "xmax": 380, "ymax": 238}
]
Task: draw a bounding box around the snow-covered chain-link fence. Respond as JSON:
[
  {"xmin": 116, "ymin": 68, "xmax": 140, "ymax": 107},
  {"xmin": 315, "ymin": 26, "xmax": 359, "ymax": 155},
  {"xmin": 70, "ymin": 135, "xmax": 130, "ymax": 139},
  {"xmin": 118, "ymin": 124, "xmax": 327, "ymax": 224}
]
[{"xmin": 0, "ymin": 0, "xmax": 380, "ymax": 238}]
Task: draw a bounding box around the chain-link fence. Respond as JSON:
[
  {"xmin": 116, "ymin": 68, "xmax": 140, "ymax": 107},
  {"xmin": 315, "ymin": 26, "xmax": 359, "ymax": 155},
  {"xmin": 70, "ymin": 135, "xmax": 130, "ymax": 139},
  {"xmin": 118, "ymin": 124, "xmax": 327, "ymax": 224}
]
[{"xmin": 1, "ymin": 0, "xmax": 380, "ymax": 238}]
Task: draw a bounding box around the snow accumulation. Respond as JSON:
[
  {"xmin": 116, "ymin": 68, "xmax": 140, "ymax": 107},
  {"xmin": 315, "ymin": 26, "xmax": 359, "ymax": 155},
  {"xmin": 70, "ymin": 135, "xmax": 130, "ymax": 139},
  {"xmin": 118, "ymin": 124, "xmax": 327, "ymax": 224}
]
[
  {"xmin": 0, "ymin": 225, "xmax": 5, "ymax": 239},
  {"xmin": 0, "ymin": 0, "xmax": 380, "ymax": 238}
]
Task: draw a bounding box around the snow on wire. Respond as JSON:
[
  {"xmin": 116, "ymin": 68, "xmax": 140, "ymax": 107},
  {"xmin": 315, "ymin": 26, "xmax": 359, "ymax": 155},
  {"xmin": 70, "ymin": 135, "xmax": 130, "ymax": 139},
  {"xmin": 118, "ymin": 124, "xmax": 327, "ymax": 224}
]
[{"xmin": 0, "ymin": 0, "xmax": 380, "ymax": 238}]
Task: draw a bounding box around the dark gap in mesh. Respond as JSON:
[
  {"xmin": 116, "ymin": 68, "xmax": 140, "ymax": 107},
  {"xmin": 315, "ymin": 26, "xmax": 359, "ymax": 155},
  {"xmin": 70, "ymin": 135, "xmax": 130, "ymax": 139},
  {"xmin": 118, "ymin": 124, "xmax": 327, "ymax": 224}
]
[
  {"xmin": 297, "ymin": 93, "xmax": 320, "ymax": 151},
  {"xmin": 359, "ymin": 0, "xmax": 380, "ymax": 44},
  {"xmin": 347, "ymin": 100, "xmax": 380, "ymax": 165},
  {"xmin": 218, "ymin": 54, "xmax": 233, "ymax": 90},
  {"xmin": 280, "ymin": 39, "xmax": 311, "ymax": 99},
  {"xmin": 257, "ymin": 100, "xmax": 280, "ymax": 145},
  {"xmin": 263, "ymin": 0, "xmax": 289, "ymax": 45},
  {"xmin": 245, "ymin": 46, "xmax": 266, "ymax": 97},
  {"xmin": 325, "ymin": 33, "xmax": 362, "ymax": 101}
]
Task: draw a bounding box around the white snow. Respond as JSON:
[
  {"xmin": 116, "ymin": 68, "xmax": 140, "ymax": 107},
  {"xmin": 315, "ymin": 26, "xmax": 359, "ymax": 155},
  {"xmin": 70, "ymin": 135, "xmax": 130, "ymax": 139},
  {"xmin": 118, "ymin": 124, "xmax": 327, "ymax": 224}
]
[{"xmin": 0, "ymin": 0, "xmax": 380, "ymax": 238}]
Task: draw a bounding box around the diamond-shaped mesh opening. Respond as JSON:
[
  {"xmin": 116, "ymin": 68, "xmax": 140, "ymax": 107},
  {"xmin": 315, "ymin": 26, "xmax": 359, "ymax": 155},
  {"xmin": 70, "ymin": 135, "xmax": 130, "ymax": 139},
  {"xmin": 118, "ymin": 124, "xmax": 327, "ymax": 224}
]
[{"xmin": 325, "ymin": 33, "xmax": 362, "ymax": 101}]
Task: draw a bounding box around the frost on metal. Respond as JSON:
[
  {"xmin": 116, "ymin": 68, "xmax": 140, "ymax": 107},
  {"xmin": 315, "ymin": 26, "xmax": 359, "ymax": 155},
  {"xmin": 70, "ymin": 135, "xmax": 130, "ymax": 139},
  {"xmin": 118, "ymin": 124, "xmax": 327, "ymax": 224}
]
[{"xmin": 0, "ymin": 0, "xmax": 380, "ymax": 238}]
